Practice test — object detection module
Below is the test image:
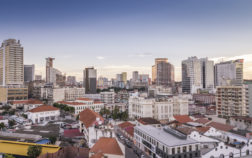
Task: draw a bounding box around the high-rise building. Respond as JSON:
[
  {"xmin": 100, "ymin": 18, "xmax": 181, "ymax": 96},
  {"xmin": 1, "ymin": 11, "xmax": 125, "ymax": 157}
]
[
  {"xmin": 152, "ymin": 58, "xmax": 174, "ymax": 87},
  {"xmin": 214, "ymin": 59, "xmax": 244, "ymax": 87},
  {"xmin": 182, "ymin": 57, "xmax": 202, "ymax": 94},
  {"xmin": 0, "ymin": 39, "xmax": 24, "ymax": 86},
  {"xmin": 45, "ymin": 57, "xmax": 65, "ymax": 86},
  {"xmin": 35, "ymin": 75, "xmax": 42, "ymax": 81},
  {"xmin": 83, "ymin": 67, "xmax": 97, "ymax": 94},
  {"xmin": 122, "ymin": 72, "xmax": 127, "ymax": 84},
  {"xmin": 66, "ymin": 76, "xmax": 76, "ymax": 86},
  {"xmin": 132, "ymin": 71, "xmax": 139, "ymax": 82},
  {"xmin": 216, "ymin": 85, "xmax": 248, "ymax": 118},
  {"xmin": 200, "ymin": 58, "xmax": 214, "ymax": 91},
  {"xmin": 24, "ymin": 64, "xmax": 35, "ymax": 82},
  {"xmin": 46, "ymin": 57, "xmax": 55, "ymax": 84}
]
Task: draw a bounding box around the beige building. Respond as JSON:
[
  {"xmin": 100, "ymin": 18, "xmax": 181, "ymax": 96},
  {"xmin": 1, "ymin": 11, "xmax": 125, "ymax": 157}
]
[
  {"xmin": 0, "ymin": 39, "xmax": 24, "ymax": 86},
  {"xmin": 216, "ymin": 85, "xmax": 249, "ymax": 118},
  {"xmin": 0, "ymin": 86, "xmax": 28, "ymax": 103},
  {"xmin": 121, "ymin": 72, "xmax": 127, "ymax": 84}
]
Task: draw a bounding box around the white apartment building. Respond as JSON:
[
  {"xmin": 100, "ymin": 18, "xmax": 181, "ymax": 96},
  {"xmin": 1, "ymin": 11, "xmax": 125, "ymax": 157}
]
[
  {"xmin": 27, "ymin": 105, "xmax": 60, "ymax": 124},
  {"xmin": 134, "ymin": 125, "xmax": 200, "ymax": 158},
  {"xmin": 64, "ymin": 87, "xmax": 85, "ymax": 101},
  {"xmin": 59, "ymin": 98, "xmax": 104, "ymax": 115},
  {"xmin": 100, "ymin": 91, "xmax": 115, "ymax": 104},
  {"xmin": 129, "ymin": 95, "xmax": 189, "ymax": 120},
  {"xmin": 216, "ymin": 85, "xmax": 248, "ymax": 118},
  {"xmin": 40, "ymin": 87, "xmax": 65, "ymax": 103}
]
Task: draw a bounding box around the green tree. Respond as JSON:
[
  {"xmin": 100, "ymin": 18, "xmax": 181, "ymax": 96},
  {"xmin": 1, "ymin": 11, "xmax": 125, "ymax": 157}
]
[
  {"xmin": 0, "ymin": 123, "xmax": 5, "ymax": 130},
  {"xmin": 49, "ymin": 136, "xmax": 57, "ymax": 144},
  {"xmin": 8, "ymin": 120, "xmax": 16, "ymax": 127},
  {"xmin": 27, "ymin": 145, "xmax": 42, "ymax": 158},
  {"xmin": 4, "ymin": 154, "xmax": 15, "ymax": 158}
]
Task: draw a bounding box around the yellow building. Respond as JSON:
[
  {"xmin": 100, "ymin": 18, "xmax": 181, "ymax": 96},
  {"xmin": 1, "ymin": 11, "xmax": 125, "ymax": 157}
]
[
  {"xmin": 0, "ymin": 140, "xmax": 60, "ymax": 156},
  {"xmin": 121, "ymin": 72, "xmax": 127, "ymax": 84},
  {"xmin": 0, "ymin": 86, "xmax": 28, "ymax": 103}
]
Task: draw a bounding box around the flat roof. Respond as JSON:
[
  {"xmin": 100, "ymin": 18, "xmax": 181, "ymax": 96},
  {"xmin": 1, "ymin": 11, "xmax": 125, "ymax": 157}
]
[{"xmin": 135, "ymin": 125, "xmax": 198, "ymax": 147}]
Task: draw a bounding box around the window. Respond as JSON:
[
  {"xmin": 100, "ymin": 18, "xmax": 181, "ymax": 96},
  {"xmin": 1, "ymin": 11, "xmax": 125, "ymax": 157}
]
[
  {"xmin": 177, "ymin": 147, "xmax": 181, "ymax": 154},
  {"xmin": 189, "ymin": 145, "xmax": 192, "ymax": 151},
  {"xmin": 172, "ymin": 148, "xmax": 175, "ymax": 154},
  {"xmin": 183, "ymin": 146, "xmax": 187, "ymax": 152}
]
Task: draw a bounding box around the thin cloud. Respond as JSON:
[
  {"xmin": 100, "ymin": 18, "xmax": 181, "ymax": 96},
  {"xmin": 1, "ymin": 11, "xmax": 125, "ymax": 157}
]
[{"xmin": 96, "ymin": 56, "xmax": 105, "ymax": 60}]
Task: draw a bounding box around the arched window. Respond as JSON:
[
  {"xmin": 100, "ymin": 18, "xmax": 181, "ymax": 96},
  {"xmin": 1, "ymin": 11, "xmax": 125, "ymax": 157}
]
[
  {"xmin": 246, "ymin": 150, "xmax": 250, "ymax": 155},
  {"xmin": 219, "ymin": 154, "xmax": 224, "ymax": 158}
]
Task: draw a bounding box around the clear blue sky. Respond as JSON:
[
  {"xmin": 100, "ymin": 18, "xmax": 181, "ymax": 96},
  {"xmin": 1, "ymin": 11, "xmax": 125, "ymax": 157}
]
[{"xmin": 1, "ymin": 0, "xmax": 252, "ymax": 81}]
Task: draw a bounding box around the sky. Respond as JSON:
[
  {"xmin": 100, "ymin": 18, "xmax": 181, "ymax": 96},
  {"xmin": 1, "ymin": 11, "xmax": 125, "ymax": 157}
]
[{"xmin": 0, "ymin": 0, "xmax": 252, "ymax": 81}]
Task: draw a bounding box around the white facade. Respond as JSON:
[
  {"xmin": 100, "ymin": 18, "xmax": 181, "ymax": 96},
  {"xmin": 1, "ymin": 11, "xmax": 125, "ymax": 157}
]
[
  {"xmin": 173, "ymin": 95, "xmax": 190, "ymax": 115},
  {"xmin": 64, "ymin": 87, "xmax": 85, "ymax": 101},
  {"xmin": 100, "ymin": 91, "xmax": 115, "ymax": 104},
  {"xmin": 27, "ymin": 107, "xmax": 60, "ymax": 124}
]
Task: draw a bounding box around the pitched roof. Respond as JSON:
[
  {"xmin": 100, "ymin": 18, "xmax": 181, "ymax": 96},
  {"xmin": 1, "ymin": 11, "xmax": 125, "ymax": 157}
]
[
  {"xmin": 79, "ymin": 108, "xmax": 104, "ymax": 128},
  {"xmin": 208, "ymin": 121, "xmax": 234, "ymax": 132},
  {"xmin": 176, "ymin": 126, "xmax": 195, "ymax": 135},
  {"xmin": 76, "ymin": 98, "xmax": 93, "ymax": 101},
  {"xmin": 173, "ymin": 115, "xmax": 193, "ymax": 124},
  {"xmin": 64, "ymin": 129, "xmax": 84, "ymax": 138},
  {"xmin": 90, "ymin": 137, "xmax": 123, "ymax": 156},
  {"xmin": 118, "ymin": 121, "xmax": 135, "ymax": 137},
  {"xmin": 196, "ymin": 126, "xmax": 211, "ymax": 133},
  {"xmin": 137, "ymin": 117, "xmax": 161, "ymax": 125},
  {"xmin": 11, "ymin": 99, "xmax": 43, "ymax": 105},
  {"xmin": 29, "ymin": 105, "xmax": 59, "ymax": 113},
  {"xmin": 90, "ymin": 153, "xmax": 104, "ymax": 158},
  {"xmin": 230, "ymin": 116, "xmax": 252, "ymax": 121},
  {"xmin": 194, "ymin": 118, "xmax": 211, "ymax": 125}
]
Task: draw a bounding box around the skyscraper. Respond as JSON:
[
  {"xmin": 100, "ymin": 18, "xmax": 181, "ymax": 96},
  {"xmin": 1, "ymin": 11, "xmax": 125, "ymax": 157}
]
[
  {"xmin": 46, "ymin": 57, "xmax": 55, "ymax": 84},
  {"xmin": 83, "ymin": 67, "xmax": 97, "ymax": 94},
  {"xmin": 45, "ymin": 57, "xmax": 64, "ymax": 86},
  {"xmin": 0, "ymin": 39, "xmax": 24, "ymax": 86},
  {"xmin": 132, "ymin": 71, "xmax": 139, "ymax": 82},
  {"xmin": 214, "ymin": 59, "xmax": 244, "ymax": 87},
  {"xmin": 121, "ymin": 72, "xmax": 127, "ymax": 84},
  {"xmin": 182, "ymin": 57, "xmax": 202, "ymax": 94},
  {"xmin": 152, "ymin": 58, "xmax": 174, "ymax": 87},
  {"xmin": 24, "ymin": 64, "xmax": 35, "ymax": 82},
  {"xmin": 200, "ymin": 58, "xmax": 214, "ymax": 91}
]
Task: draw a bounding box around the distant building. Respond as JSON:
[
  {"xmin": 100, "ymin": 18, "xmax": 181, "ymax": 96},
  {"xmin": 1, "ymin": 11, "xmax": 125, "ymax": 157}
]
[
  {"xmin": 66, "ymin": 76, "xmax": 76, "ymax": 86},
  {"xmin": 24, "ymin": 65, "xmax": 35, "ymax": 82},
  {"xmin": 214, "ymin": 59, "xmax": 244, "ymax": 86},
  {"xmin": 152, "ymin": 58, "xmax": 174, "ymax": 87},
  {"xmin": 200, "ymin": 58, "xmax": 214, "ymax": 92},
  {"xmin": 100, "ymin": 91, "xmax": 115, "ymax": 104},
  {"xmin": 121, "ymin": 72, "xmax": 127, "ymax": 84},
  {"xmin": 216, "ymin": 85, "xmax": 248, "ymax": 118},
  {"xmin": 35, "ymin": 75, "xmax": 42, "ymax": 81},
  {"xmin": 0, "ymin": 85, "xmax": 28, "ymax": 103},
  {"xmin": 0, "ymin": 39, "xmax": 24, "ymax": 86},
  {"xmin": 83, "ymin": 67, "xmax": 97, "ymax": 94},
  {"xmin": 45, "ymin": 57, "xmax": 65, "ymax": 86}
]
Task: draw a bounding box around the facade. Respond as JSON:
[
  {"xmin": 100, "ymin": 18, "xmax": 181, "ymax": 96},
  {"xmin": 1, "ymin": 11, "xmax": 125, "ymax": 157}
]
[
  {"xmin": 27, "ymin": 105, "xmax": 60, "ymax": 124},
  {"xmin": 182, "ymin": 57, "xmax": 202, "ymax": 94},
  {"xmin": 193, "ymin": 94, "xmax": 216, "ymax": 105},
  {"xmin": 45, "ymin": 57, "xmax": 65, "ymax": 86},
  {"xmin": 216, "ymin": 85, "xmax": 249, "ymax": 118},
  {"xmin": 200, "ymin": 58, "xmax": 214, "ymax": 92},
  {"xmin": 100, "ymin": 91, "xmax": 115, "ymax": 104},
  {"xmin": 214, "ymin": 59, "xmax": 244, "ymax": 87},
  {"xmin": 173, "ymin": 95, "xmax": 190, "ymax": 116},
  {"xmin": 134, "ymin": 125, "xmax": 200, "ymax": 158},
  {"xmin": 0, "ymin": 86, "xmax": 28, "ymax": 103},
  {"xmin": 11, "ymin": 99, "xmax": 43, "ymax": 111},
  {"xmin": 35, "ymin": 75, "xmax": 42, "ymax": 81},
  {"xmin": 152, "ymin": 58, "xmax": 174, "ymax": 87},
  {"xmin": 66, "ymin": 76, "xmax": 76, "ymax": 86},
  {"xmin": 83, "ymin": 67, "xmax": 97, "ymax": 94},
  {"xmin": 122, "ymin": 72, "xmax": 127, "ymax": 84},
  {"xmin": 64, "ymin": 87, "xmax": 85, "ymax": 101},
  {"xmin": 0, "ymin": 39, "xmax": 24, "ymax": 86},
  {"xmin": 24, "ymin": 64, "xmax": 35, "ymax": 82},
  {"xmin": 59, "ymin": 98, "xmax": 104, "ymax": 115}
]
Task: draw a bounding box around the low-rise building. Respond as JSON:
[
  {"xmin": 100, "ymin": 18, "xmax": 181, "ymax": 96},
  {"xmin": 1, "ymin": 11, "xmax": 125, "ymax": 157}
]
[
  {"xmin": 11, "ymin": 99, "xmax": 43, "ymax": 111},
  {"xmin": 100, "ymin": 91, "xmax": 115, "ymax": 104},
  {"xmin": 64, "ymin": 87, "xmax": 85, "ymax": 101},
  {"xmin": 229, "ymin": 116, "xmax": 252, "ymax": 132},
  {"xmin": 27, "ymin": 105, "xmax": 60, "ymax": 124},
  {"xmin": 0, "ymin": 86, "xmax": 28, "ymax": 103},
  {"xmin": 134, "ymin": 125, "xmax": 200, "ymax": 158}
]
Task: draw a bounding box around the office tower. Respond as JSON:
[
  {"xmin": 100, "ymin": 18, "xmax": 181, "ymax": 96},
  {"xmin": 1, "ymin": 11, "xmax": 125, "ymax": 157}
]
[
  {"xmin": 24, "ymin": 64, "xmax": 35, "ymax": 82},
  {"xmin": 35, "ymin": 75, "xmax": 42, "ymax": 81},
  {"xmin": 0, "ymin": 39, "xmax": 24, "ymax": 85},
  {"xmin": 214, "ymin": 59, "xmax": 244, "ymax": 87},
  {"xmin": 216, "ymin": 85, "xmax": 248, "ymax": 118},
  {"xmin": 200, "ymin": 58, "xmax": 214, "ymax": 91},
  {"xmin": 182, "ymin": 57, "xmax": 202, "ymax": 94},
  {"xmin": 122, "ymin": 72, "xmax": 127, "ymax": 84},
  {"xmin": 152, "ymin": 58, "xmax": 174, "ymax": 87},
  {"xmin": 132, "ymin": 71, "xmax": 139, "ymax": 82},
  {"xmin": 66, "ymin": 76, "xmax": 76, "ymax": 86},
  {"xmin": 46, "ymin": 57, "xmax": 55, "ymax": 84},
  {"xmin": 83, "ymin": 67, "xmax": 97, "ymax": 94},
  {"xmin": 45, "ymin": 57, "xmax": 64, "ymax": 86}
]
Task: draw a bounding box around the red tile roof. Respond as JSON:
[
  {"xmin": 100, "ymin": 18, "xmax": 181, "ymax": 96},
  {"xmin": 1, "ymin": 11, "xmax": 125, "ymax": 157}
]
[
  {"xmin": 90, "ymin": 137, "xmax": 123, "ymax": 156},
  {"xmin": 58, "ymin": 101, "xmax": 85, "ymax": 106},
  {"xmin": 195, "ymin": 118, "xmax": 211, "ymax": 124},
  {"xmin": 118, "ymin": 121, "xmax": 135, "ymax": 137},
  {"xmin": 79, "ymin": 108, "xmax": 104, "ymax": 128},
  {"xmin": 173, "ymin": 115, "xmax": 193, "ymax": 124},
  {"xmin": 64, "ymin": 128, "xmax": 84, "ymax": 138},
  {"xmin": 208, "ymin": 121, "xmax": 234, "ymax": 132},
  {"xmin": 137, "ymin": 117, "xmax": 161, "ymax": 125},
  {"xmin": 196, "ymin": 126, "xmax": 211, "ymax": 133},
  {"xmin": 77, "ymin": 98, "xmax": 93, "ymax": 101},
  {"xmin": 176, "ymin": 126, "xmax": 195, "ymax": 135},
  {"xmin": 90, "ymin": 153, "xmax": 104, "ymax": 158},
  {"xmin": 29, "ymin": 105, "xmax": 59, "ymax": 113},
  {"xmin": 11, "ymin": 99, "xmax": 43, "ymax": 105}
]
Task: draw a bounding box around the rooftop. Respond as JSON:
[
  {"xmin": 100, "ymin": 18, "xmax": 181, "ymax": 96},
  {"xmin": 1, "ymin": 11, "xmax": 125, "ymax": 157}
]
[
  {"xmin": 173, "ymin": 115, "xmax": 193, "ymax": 124},
  {"xmin": 11, "ymin": 99, "xmax": 43, "ymax": 105},
  {"xmin": 90, "ymin": 137, "xmax": 123, "ymax": 156},
  {"xmin": 208, "ymin": 121, "xmax": 234, "ymax": 132},
  {"xmin": 135, "ymin": 125, "xmax": 198, "ymax": 147},
  {"xmin": 194, "ymin": 118, "xmax": 211, "ymax": 125},
  {"xmin": 29, "ymin": 105, "xmax": 59, "ymax": 113},
  {"xmin": 137, "ymin": 117, "xmax": 161, "ymax": 125},
  {"xmin": 76, "ymin": 98, "xmax": 93, "ymax": 101},
  {"xmin": 79, "ymin": 108, "xmax": 104, "ymax": 128}
]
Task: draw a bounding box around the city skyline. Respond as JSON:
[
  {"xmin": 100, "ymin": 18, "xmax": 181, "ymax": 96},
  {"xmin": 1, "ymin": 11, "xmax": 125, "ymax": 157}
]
[{"xmin": 0, "ymin": 0, "xmax": 252, "ymax": 81}]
